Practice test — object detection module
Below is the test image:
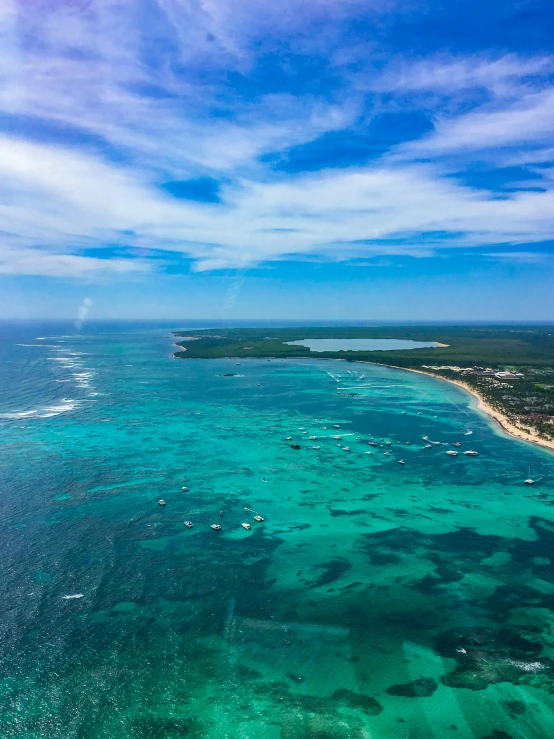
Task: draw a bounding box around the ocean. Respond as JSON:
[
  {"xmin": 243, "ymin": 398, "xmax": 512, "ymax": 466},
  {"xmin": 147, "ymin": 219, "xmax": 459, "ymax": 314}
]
[{"xmin": 1, "ymin": 320, "xmax": 553, "ymax": 739}]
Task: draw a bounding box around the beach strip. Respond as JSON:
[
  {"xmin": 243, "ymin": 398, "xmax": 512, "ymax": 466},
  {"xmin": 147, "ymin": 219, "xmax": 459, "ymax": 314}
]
[{"xmin": 370, "ymin": 363, "xmax": 554, "ymax": 454}]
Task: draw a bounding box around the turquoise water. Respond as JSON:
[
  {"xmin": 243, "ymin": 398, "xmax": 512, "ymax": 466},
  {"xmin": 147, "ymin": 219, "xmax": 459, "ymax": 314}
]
[
  {"xmin": 284, "ymin": 339, "xmax": 441, "ymax": 351},
  {"xmin": 1, "ymin": 322, "xmax": 554, "ymax": 739}
]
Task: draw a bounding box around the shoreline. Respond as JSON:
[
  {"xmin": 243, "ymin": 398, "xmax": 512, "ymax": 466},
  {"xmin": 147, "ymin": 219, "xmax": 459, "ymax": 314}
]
[
  {"xmin": 370, "ymin": 362, "xmax": 554, "ymax": 454},
  {"xmin": 172, "ymin": 350, "xmax": 554, "ymax": 454}
]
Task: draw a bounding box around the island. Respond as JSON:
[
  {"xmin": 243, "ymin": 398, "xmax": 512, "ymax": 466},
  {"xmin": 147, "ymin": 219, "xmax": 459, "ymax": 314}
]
[{"xmin": 173, "ymin": 325, "xmax": 554, "ymax": 451}]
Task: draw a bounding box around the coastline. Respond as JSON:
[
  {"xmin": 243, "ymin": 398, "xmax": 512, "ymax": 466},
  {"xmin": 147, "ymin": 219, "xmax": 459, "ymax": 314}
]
[
  {"xmin": 370, "ymin": 362, "xmax": 554, "ymax": 454},
  {"xmin": 171, "ymin": 348, "xmax": 554, "ymax": 454}
]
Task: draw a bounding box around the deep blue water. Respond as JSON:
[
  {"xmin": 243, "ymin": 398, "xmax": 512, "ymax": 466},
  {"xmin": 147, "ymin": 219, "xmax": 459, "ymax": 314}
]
[{"xmin": 1, "ymin": 321, "xmax": 554, "ymax": 739}]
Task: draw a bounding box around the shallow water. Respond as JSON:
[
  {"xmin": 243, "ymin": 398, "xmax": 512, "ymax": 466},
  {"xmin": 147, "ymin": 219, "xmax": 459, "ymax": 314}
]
[
  {"xmin": 1, "ymin": 322, "xmax": 554, "ymax": 738},
  {"xmin": 285, "ymin": 338, "xmax": 441, "ymax": 351}
]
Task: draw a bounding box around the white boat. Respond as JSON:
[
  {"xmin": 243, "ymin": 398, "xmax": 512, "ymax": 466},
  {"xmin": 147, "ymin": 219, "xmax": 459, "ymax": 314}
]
[
  {"xmin": 524, "ymin": 478, "xmax": 535, "ymax": 485},
  {"xmin": 333, "ymin": 424, "xmax": 340, "ymax": 428},
  {"xmin": 286, "ymin": 436, "xmax": 293, "ymax": 440},
  {"xmin": 386, "ymin": 441, "xmax": 392, "ymax": 445},
  {"xmin": 241, "ymin": 523, "xmax": 251, "ymax": 530},
  {"xmin": 383, "ymin": 451, "xmax": 390, "ymax": 456},
  {"xmin": 184, "ymin": 521, "xmax": 193, "ymax": 528},
  {"xmin": 158, "ymin": 499, "xmax": 166, "ymax": 506},
  {"xmin": 182, "ymin": 486, "xmax": 188, "ymax": 491},
  {"xmin": 463, "ymin": 450, "xmax": 478, "ymax": 456},
  {"xmin": 366, "ymin": 451, "xmax": 373, "ymax": 455},
  {"xmin": 299, "ymin": 427, "xmax": 305, "ymax": 430},
  {"xmin": 343, "ymin": 446, "xmax": 351, "ymax": 451},
  {"xmin": 254, "ymin": 515, "xmax": 264, "ymax": 522},
  {"xmin": 309, "ymin": 436, "xmax": 317, "ymax": 440},
  {"xmin": 398, "ymin": 459, "xmax": 405, "ymax": 464},
  {"xmin": 424, "ymin": 444, "xmax": 432, "ymax": 449},
  {"xmin": 210, "ymin": 524, "xmax": 222, "ymax": 531},
  {"xmin": 446, "ymin": 450, "xmax": 458, "ymax": 456},
  {"xmin": 312, "ymin": 445, "xmax": 320, "ymax": 450},
  {"xmin": 452, "ymin": 442, "xmax": 461, "ymax": 447},
  {"xmin": 406, "ymin": 442, "xmax": 411, "ymax": 445},
  {"xmin": 334, "ymin": 435, "xmax": 342, "ymax": 440}
]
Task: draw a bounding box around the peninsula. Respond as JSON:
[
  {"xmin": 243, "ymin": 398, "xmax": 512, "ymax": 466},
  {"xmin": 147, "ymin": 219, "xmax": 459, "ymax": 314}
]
[{"xmin": 173, "ymin": 325, "xmax": 554, "ymax": 451}]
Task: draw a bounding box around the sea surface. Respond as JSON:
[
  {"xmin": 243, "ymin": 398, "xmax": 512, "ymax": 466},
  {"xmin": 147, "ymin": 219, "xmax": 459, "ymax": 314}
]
[{"xmin": 1, "ymin": 321, "xmax": 554, "ymax": 739}]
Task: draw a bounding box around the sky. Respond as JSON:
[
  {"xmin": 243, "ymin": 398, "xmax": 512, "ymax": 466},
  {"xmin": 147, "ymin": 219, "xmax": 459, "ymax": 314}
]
[{"xmin": 1, "ymin": 0, "xmax": 554, "ymax": 321}]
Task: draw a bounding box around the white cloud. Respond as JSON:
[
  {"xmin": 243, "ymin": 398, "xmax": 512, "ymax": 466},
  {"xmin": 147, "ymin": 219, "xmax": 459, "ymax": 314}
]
[
  {"xmin": 372, "ymin": 54, "xmax": 554, "ymax": 95},
  {"xmin": 400, "ymin": 89, "xmax": 554, "ymax": 156},
  {"xmin": 480, "ymin": 251, "xmax": 551, "ymax": 263},
  {"xmin": 0, "ymin": 0, "xmax": 357, "ymax": 179},
  {"xmin": 0, "ymin": 244, "xmax": 152, "ymax": 278},
  {"xmin": 2, "ymin": 132, "xmax": 554, "ymax": 275},
  {"xmin": 0, "ymin": 2, "xmax": 554, "ymax": 277}
]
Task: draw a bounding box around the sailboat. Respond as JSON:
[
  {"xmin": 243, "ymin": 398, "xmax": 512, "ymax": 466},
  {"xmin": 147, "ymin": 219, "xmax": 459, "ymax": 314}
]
[{"xmin": 524, "ymin": 467, "xmax": 535, "ymax": 485}]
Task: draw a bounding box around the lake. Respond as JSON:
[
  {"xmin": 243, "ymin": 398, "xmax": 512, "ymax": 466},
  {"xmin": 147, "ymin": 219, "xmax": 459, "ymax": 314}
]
[{"xmin": 285, "ymin": 338, "xmax": 442, "ymax": 351}]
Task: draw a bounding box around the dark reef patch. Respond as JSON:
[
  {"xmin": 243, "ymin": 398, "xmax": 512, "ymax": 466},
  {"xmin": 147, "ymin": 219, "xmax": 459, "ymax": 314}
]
[
  {"xmin": 286, "ymin": 672, "xmax": 305, "ymax": 682},
  {"xmin": 386, "ymin": 677, "xmax": 437, "ymax": 697},
  {"xmin": 332, "ymin": 688, "xmax": 383, "ymax": 715},
  {"xmin": 328, "ymin": 508, "xmax": 367, "ymax": 517},
  {"xmin": 237, "ymin": 664, "xmax": 263, "ymax": 681},
  {"xmin": 368, "ymin": 551, "xmax": 401, "ymax": 566},
  {"xmin": 501, "ymin": 699, "xmax": 527, "ymax": 716},
  {"xmin": 313, "ymin": 558, "xmax": 352, "ymax": 587}
]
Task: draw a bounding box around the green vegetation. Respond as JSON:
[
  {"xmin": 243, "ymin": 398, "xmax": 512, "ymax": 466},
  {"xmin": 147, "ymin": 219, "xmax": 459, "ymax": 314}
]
[{"xmin": 174, "ymin": 325, "xmax": 554, "ymax": 443}]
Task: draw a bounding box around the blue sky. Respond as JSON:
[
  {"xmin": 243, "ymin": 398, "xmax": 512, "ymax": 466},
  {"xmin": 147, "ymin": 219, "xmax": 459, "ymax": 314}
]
[{"xmin": 1, "ymin": 0, "xmax": 554, "ymax": 320}]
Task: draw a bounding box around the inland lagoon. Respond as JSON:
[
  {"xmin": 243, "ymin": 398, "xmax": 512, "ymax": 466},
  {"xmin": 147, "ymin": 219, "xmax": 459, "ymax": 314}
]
[
  {"xmin": 1, "ymin": 322, "xmax": 554, "ymax": 738},
  {"xmin": 284, "ymin": 339, "xmax": 443, "ymax": 352}
]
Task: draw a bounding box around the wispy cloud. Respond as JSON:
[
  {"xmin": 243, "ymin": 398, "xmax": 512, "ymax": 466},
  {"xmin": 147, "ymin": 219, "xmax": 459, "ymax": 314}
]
[
  {"xmin": 401, "ymin": 89, "xmax": 554, "ymax": 156},
  {"xmin": 371, "ymin": 54, "xmax": 554, "ymax": 95},
  {"xmin": 480, "ymin": 250, "xmax": 552, "ymax": 264},
  {"xmin": 0, "ymin": 244, "xmax": 152, "ymax": 277}
]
